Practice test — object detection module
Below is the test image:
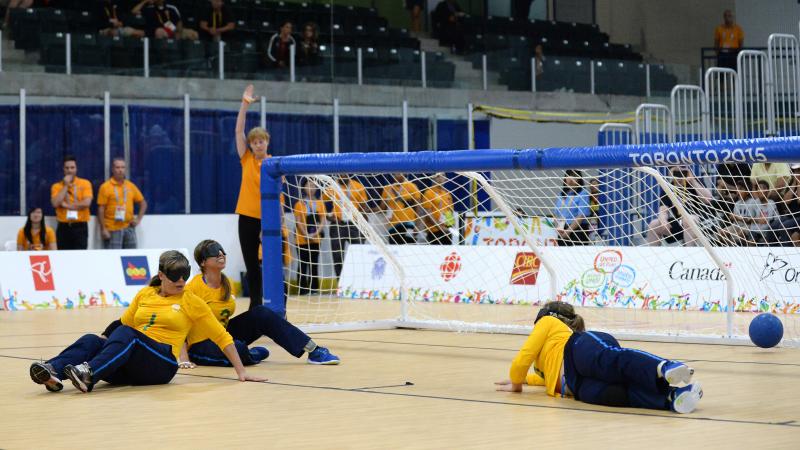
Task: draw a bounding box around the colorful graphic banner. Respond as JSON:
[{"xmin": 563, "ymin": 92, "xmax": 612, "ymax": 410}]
[
  {"xmin": 338, "ymin": 245, "xmax": 800, "ymax": 313},
  {"xmin": 1, "ymin": 249, "xmax": 186, "ymax": 311},
  {"xmin": 462, "ymin": 215, "xmax": 559, "ymax": 246}
]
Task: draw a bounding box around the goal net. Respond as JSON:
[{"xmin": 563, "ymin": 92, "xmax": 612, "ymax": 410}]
[{"xmin": 264, "ymin": 139, "xmax": 800, "ymax": 345}]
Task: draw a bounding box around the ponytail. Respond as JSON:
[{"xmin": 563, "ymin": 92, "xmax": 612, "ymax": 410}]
[
  {"xmin": 220, "ymin": 272, "xmax": 232, "ymax": 303},
  {"xmin": 148, "ymin": 275, "xmax": 162, "ymax": 287}
]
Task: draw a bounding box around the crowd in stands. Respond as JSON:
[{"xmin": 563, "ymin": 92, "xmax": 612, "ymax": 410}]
[{"xmin": 15, "ymin": 155, "xmax": 147, "ymax": 251}]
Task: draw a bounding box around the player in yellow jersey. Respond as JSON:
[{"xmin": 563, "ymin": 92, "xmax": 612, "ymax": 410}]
[
  {"xmin": 29, "ymin": 251, "xmax": 266, "ymax": 393},
  {"xmin": 182, "ymin": 240, "xmax": 340, "ymax": 366},
  {"xmin": 495, "ymin": 302, "xmax": 704, "ymax": 414}
]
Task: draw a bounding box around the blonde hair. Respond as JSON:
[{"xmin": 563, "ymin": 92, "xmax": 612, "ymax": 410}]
[{"xmin": 247, "ymin": 127, "xmax": 270, "ymax": 144}]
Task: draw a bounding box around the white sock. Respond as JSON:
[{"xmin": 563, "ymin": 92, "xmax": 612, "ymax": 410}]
[
  {"xmin": 657, "ymin": 360, "xmax": 666, "ymax": 378},
  {"xmin": 304, "ymin": 340, "xmax": 318, "ymax": 354}
]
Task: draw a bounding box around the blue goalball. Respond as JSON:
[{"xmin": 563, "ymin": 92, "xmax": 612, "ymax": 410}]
[{"xmin": 748, "ymin": 313, "xmax": 784, "ymax": 348}]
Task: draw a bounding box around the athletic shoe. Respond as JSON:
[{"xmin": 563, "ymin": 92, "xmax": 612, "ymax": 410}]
[
  {"xmin": 660, "ymin": 360, "xmax": 694, "ymax": 386},
  {"xmin": 64, "ymin": 363, "xmax": 94, "ymax": 393},
  {"xmin": 249, "ymin": 346, "xmax": 270, "ymax": 363},
  {"xmin": 670, "ymin": 382, "xmax": 703, "ymax": 414},
  {"xmin": 308, "ymin": 347, "xmax": 340, "ymax": 365},
  {"xmin": 29, "ymin": 362, "xmax": 63, "ymax": 392}
]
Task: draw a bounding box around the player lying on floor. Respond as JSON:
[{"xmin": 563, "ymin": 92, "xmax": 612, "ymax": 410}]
[
  {"xmin": 29, "ymin": 250, "xmax": 265, "ymax": 393},
  {"xmin": 495, "ymin": 301, "xmax": 703, "ymax": 414}
]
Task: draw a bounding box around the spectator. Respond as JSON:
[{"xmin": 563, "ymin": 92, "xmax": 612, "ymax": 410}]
[
  {"xmin": 381, "ymin": 173, "xmax": 421, "ymax": 245},
  {"xmin": 17, "ymin": 207, "xmax": 57, "ymax": 251},
  {"xmin": 421, "ymin": 173, "xmax": 454, "ymax": 245},
  {"xmin": 50, "ymin": 155, "xmax": 93, "ymax": 250},
  {"xmin": 433, "ymin": 0, "xmax": 465, "ymax": 54},
  {"xmin": 135, "ymin": 0, "xmax": 198, "ymax": 40},
  {"xmin": 645, "ymin": 167, "xmax": 713, "ymax": 246},
  {"xmin": 3, "ymin": 0, "xmax": 33, "ymax": 31},
  {"xmin": 199, "ymin": 0, "xmax": 235, "ymax": 43},
  {"xmin": 553, "ymin": 170, "xmax": 592, "ymax": 246},
  {"xmin": 323, "ymin": 174, "xmax": 367, "ymax": 278},
  {"xmin": 778, "ymin": 164, "xmax": 800, "ymax": 246},
  {"xmin": 586, "ymin": 177, "xmax": 602, "ymax": 241},
  {"xmin": 534, "ymin": 44, "xmax": 545, "ymax": 78},
  {"xmin": 293, "ymin": 178, "xmax": 326, "ymax": 295},
  {"xmin": 96, "ymin": 158, "xmax": 148, "ymax": 249},
  {"xmin": 750, "ymin": 161, "xmax": 791, "ymax": 201},
  {"xmin": 714, "ymin": 9, "xmax": 743, "ymax": 70},
  {"xmin": 267, "ymin": 20, "xmax": 295, "ymax": 68},
  {"xmin": 297, "ymin": 22, "xmax": 320, "ymax": 66},
  {"xmin": 97, "ymin": 0, "xmax": 145, "ymax": 39},
  {"xmin": 405, "ymin": 0, "xmax": 422, "ymax": 34},
  {"xmin": 722, "ymin": 180, "xmax": 779, "ymax": 245}
]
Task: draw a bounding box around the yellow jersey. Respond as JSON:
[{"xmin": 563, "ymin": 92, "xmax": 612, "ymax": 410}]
[
  {"xmin": 323, "ymin": 179, "xmax": 368, "ymax": 221},
  {"xmin": 381, "ymin": 181, "xmax": 421, "ymax": 225},
  {"xmin": 235, "ymin": 151, "xmax": 270, "ymax": 219},
  {"xmin": 293, "ymin": 198, "xmax": 326, "ymax": 245},
  {"xmin": 421, "ymin": 186, "xmax": 454, "ymax": 232},
  {"xmin": 184, "ymin": 274, "xmax": 236, "ymax": 346},
  {"xmin": 509, "ymin": 316, "xmax": 573, "ymax": 397},
  {"xmin": 50, "ymin": 177, "xmax": 93, "ymax": 223},
  {"xmin": 121, "ymin": 286, "xmax": 234, "ymax": 360},
  {"xmin": 16, "ymin": 226, "xmax": 56, "ymax": 250},
  {"xmin": 96, "ymin": 178, "xmax": 145, "ymax": 231}
]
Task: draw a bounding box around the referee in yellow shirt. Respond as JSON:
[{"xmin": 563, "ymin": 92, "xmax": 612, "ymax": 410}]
[
  {"xmin": 421, "ymin": 173, "xmax": 454, "ymax": 245},
  {"xmin": 97, "ymin": 158, "xmax": 148, "ymax": 249},
  {"xmin": 50, "ymin": 155, "xmax": 93, "ymax": 249},
  {"xmin": 381, "ymin": 173, "xmax": 421, "ymax": 244},
  {"xmin": 714, "ymin": 9, "xmax": 743, "ymax": 70}
]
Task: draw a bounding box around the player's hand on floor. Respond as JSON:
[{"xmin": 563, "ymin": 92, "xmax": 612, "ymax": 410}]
[
  {"xmin": 178, "ymin": 361, "xmax": 196, "ymax": 369},
  {"xmin": 239, "ymin": 373, "xmax": 268, "ymax": 382},
  {"xmin": 495, "ymin": 380, "xmax": 522, "ymax": 392}
]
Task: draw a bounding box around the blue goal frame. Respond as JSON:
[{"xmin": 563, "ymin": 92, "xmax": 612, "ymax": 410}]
[{"xmin": 259, "ymin": 136, "xmax": 800, "ymax": 316}]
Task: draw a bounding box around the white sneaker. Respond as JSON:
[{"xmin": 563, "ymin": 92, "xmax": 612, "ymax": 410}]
[{"xmin": 671, "ymin": 382, "xmax": 703, "ymax": 414}]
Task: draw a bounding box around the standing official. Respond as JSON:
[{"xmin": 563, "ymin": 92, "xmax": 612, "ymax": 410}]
[
  {"xmin": 50, "ymin": 155, "xmax": 93, "ymax": 250},
  {"xmin": 97, "ymin": 158, "xmax": 148, "ymax": 249}
]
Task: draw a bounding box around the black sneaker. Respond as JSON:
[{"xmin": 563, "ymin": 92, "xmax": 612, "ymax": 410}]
[
  {"xmin": 29, "ymin": 362, "xmax": 63, "ymax": 392},
  {"xmin": 64, "ymin": 363, "xmax": 94, "ymax": 393}
]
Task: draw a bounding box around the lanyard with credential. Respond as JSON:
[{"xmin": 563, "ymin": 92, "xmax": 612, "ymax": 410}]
[
  {"xmin": 114, "ymin": 184, "xmax": 128, "ymax": 206},
  {"xmin": 212, "ymin": 10, "xmax": 221, "ymax": 29}
]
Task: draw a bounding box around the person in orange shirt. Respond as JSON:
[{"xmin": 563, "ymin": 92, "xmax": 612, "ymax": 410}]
[
  {"xmin": 97, "ymin": 158, "xmax": 148, "ymax": 249},
  {"xmin": 293, "ymin": 178, "xmax": 327, "ymax": 295},
  {"xmin": 381, "ymin": 173, "xmax": 421, "ymax": 244},
  {"xmin": 714, "ymin": 9, "xmax": 743, "ymax": 70},
  {"xmin": 421, "ymin": 173, "xmax": 455, "ymax": 245},
  {"xmin": 16, "ymin": 207, "xmax": 57, "ymax": 251},
  {"xmin": 235, "ymin": 84, "xmax": 271, "ymax": 310},
  {"xmin": 323, "ymin": 174, "xmax": 368, "ymax": 278},
  {"xmin": 50, "ymin": 155, "xmax": 93, "ymax": 250}
]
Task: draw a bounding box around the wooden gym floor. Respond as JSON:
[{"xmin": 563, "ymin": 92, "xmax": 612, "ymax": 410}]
[{"xmin": 1, "ymin": 302, "xmax": 799, "ymax": 449}]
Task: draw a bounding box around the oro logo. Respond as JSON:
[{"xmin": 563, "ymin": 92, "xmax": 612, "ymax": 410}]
[
  {"xmin": 510, "ymin": 252, "xmax": 541, "ymax": 285},
  {"xmin": 593, "ymin": 249, "xmax": 623, "ymax": 274},
  {"xmin": 120, "ymin": 256, "xmax": 150, "ymax": 285},
  {"xmin": 439, "ymin": 251, "xmax": 462, "ymax": 282}
]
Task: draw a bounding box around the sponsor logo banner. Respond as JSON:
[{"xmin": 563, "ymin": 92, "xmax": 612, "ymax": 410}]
[
  {"xmin": 121, "ymin": 256, "xmax": 150, "ymax": 285},
  {"xmin": 338, "ymin": 245, "xmax": 800, "ymax": 313},
  {"xmin": 463, "ymin": 215, "xmax": 558, "ymax": 247},
  {"xmin": 1, "ymin": 249, "xmax": 184, "ymax": 311}
]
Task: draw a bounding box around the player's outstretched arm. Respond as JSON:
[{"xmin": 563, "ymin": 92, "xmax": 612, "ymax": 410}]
[{"xmin": 236, "ymin": 85, "xmax": 257, "ymax": 159}]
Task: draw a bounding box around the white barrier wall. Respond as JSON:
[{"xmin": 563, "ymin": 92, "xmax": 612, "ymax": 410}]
[
  {"xmin": 0, "ymin": 215, "xmax": 247, "ymax": 288},
  {"xmin": 0, "ymin": 249, "xmax": 180, "ymax": 310},
  {"xmin": 339, "ymin": 244, "xmax": 800, "ymax": 313}
]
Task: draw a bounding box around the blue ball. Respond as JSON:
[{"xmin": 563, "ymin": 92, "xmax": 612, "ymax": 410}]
[{"xmin": 748, "ymin": 313, "xmax": 784, "ymax": 348}]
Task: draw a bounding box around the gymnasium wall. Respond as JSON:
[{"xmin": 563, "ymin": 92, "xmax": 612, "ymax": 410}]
[{"xmin": 734, "ymin": 0, "xmax": 800, "ymax": 48}]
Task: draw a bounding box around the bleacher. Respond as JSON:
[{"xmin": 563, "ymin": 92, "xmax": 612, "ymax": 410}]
[
  {"xmin": 5, "ymin": 0, "xmax": 456, "ymax": 86},
  {"xmin": 446, "ymin": 15, "xmax": 677, "ymax": 94}
]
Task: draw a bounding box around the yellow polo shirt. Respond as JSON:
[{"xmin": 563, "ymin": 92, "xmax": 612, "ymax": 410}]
[{"xmin": 96, "ymin": 178, "xmax": 145, "ymax": 231}]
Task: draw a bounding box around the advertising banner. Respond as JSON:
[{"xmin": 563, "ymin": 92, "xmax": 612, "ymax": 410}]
[
  {"xmin": 462, "ymin": 214, "xmax": 560, "ymax": 247},
  {"xmin": 338, "ymin": 245, "xmax": 800, "ymax": 313},
  {"xmin": 1, "ymin": 249, "xmax": 187, "ymax": 311}
]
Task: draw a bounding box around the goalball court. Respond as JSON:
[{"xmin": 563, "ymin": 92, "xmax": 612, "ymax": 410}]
[{"xmin": 0, "ymin": 300, "xmax": 798, "ymax": 449}]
